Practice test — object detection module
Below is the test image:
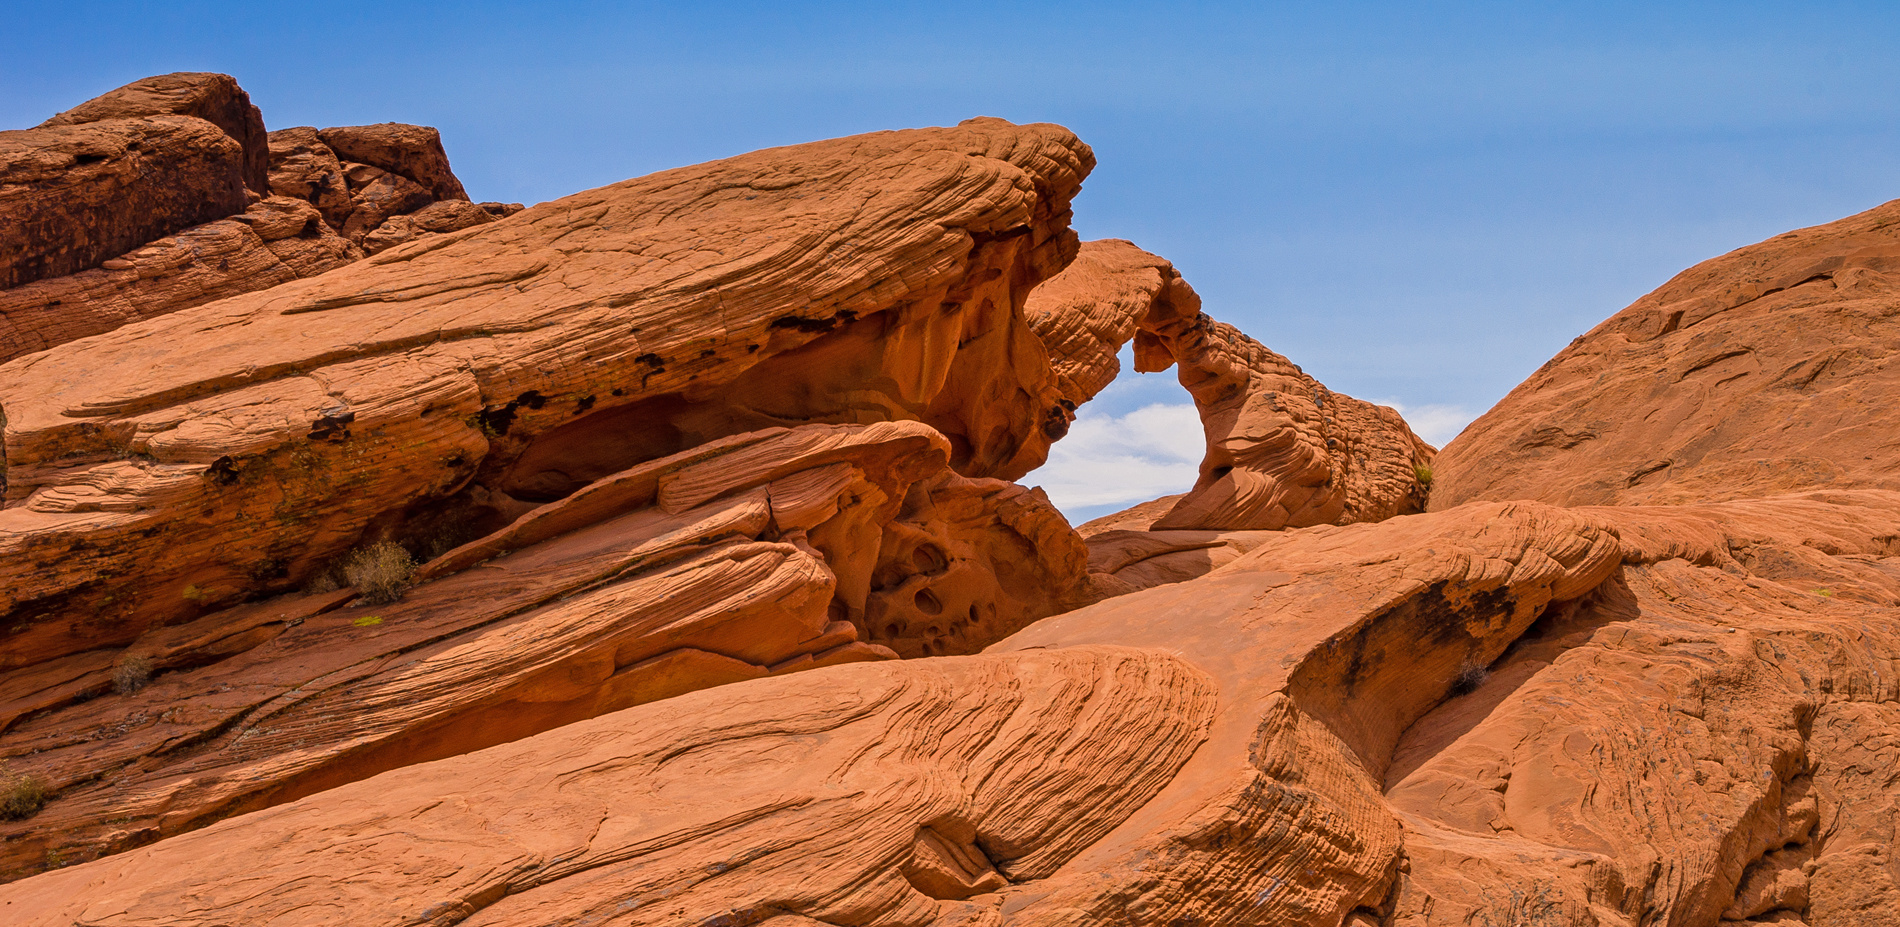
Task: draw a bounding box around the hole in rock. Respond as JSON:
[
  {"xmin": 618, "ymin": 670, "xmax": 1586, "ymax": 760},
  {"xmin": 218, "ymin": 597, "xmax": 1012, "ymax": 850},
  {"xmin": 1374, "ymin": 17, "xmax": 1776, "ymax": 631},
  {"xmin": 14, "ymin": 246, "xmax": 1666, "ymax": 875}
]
[{"xmin": 914, "ymin": 588, "xmax": 944, "ymax": 616}]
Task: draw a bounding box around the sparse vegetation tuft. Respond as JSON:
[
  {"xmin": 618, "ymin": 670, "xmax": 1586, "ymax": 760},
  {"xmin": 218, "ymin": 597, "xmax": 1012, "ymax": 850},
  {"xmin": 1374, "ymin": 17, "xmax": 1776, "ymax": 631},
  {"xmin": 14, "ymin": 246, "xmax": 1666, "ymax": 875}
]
[
  {"xmin": 1449, "ymin": 657, "xmax": 1491, "ymax": 696},
  {"xmin": 1414, "ymin": 462, "xmax": 1435, "ymax": 486},
  {"xmin": 113, "ymin": 653, "xmax": 153, "ymax": 695},
  {"xmin": 0, "ymin": 765, "xmax": 48, "ymax": 821},
  {"xmin": 341, "ymin": 541, "xmax": 417, "ymax": 605}
]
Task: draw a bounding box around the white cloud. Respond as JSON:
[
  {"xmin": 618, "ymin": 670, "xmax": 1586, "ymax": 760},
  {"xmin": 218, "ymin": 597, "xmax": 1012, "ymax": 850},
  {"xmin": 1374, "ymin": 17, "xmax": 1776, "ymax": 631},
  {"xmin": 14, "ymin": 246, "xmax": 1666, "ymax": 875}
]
[
  {"xmin": 1376, "ymin": 401, "xmax": 1478, "ymax": 447},
  {"xmin": 1026, "ymin": 403, "xmax": 1204, "ymax": 516}
]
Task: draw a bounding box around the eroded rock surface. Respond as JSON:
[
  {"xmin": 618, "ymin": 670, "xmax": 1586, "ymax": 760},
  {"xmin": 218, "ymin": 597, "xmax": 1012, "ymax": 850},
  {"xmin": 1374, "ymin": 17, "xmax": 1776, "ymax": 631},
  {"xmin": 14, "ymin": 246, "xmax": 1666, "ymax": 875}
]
[
  {"xmin": 0, "ymin": 114, "xmax": 249, "ymax": 291},
  {"xmin": 0, "ymin": 646, "xmax": 1217, "ymax": 926},
  {"xmin": 1431, "ymin": 196, "xmax": 1900, "ymax": 510},
  {"xmin": 1026, "ymin": 239, "xmax": 1435, "ymax": 535},
  {"xmin": 0, "ymin": 421, "xmax": 1088, "ymax": 877},
  {"xmin": 39, "ymin": 71, "xmax": 270, "ymax": 195},
  {"xmin": 17, "ymin": 491, "xmax": 1895, "ymax": 926},
  {"xmin": 0, "ymin": 196, "xmax": 361, "ymax": 359},
  {"xmin": 0, "ymin": 116, "xmax": 1091, "ymax": 679}
]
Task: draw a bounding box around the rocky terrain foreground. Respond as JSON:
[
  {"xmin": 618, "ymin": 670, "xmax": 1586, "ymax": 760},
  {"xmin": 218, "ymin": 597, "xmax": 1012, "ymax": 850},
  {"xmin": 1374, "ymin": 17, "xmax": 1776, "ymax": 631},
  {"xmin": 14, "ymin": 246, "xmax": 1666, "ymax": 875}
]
[{"xmin": 0, "ymin": 74, "xmax": 1894, "ymax": 927}]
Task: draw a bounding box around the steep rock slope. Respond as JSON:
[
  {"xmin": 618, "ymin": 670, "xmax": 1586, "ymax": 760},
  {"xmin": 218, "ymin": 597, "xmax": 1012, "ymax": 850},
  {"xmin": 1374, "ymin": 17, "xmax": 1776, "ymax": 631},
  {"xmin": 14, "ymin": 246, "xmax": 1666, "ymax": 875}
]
[{"xmin": 1431, "ymin": 197, "xmax": 1900, "ymax": 509}]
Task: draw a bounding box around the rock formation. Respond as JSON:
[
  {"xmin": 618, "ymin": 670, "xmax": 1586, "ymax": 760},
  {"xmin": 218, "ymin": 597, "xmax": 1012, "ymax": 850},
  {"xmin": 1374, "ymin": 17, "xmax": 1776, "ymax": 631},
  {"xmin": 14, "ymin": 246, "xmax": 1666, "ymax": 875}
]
[
  {"xmin": 10, "ymin": 486, "xmax": 1897, "ymax": 926},
  {"xmin": 0, "ymin": 73, "xmax": 516, "ymax": 363},
  {"xmin": 1024, "ymin": 239, "xmax": 1436, "ymax": 594},
  {"xmin": 1430, "ymin": 196, "xmax": 1900, "ymax": 510},
  {"xmin": 0, "ymin": 420, "xmax": 1087, "ymax": 877},
  {"xmin": 1027, "ymin": 239, "xmax": 1435, "ymax": 534},
  {"xmin": 4, "ymin": 72, "xmax": 1899, "ymax": 927},
  {"xmin": 0, "ymin": 114, "xmax": 1089, "ymax": 685}
]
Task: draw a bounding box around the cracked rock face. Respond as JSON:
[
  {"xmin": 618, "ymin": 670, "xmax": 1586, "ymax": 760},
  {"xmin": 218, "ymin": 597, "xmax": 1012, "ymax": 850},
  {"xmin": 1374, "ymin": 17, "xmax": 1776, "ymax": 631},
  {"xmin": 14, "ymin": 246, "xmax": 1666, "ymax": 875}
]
[{"xmin": 1430, "ymin": 196, "xmax": 1900, "ymax": 510}]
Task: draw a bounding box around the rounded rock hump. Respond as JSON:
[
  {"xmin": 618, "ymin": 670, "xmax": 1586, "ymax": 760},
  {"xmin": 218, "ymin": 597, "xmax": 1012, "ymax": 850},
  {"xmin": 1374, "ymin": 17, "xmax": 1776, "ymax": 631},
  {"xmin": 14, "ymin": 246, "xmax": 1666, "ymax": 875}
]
[{"xmin": 1431, "ymin": 196, "xmax": 1900, "ymax": 509}]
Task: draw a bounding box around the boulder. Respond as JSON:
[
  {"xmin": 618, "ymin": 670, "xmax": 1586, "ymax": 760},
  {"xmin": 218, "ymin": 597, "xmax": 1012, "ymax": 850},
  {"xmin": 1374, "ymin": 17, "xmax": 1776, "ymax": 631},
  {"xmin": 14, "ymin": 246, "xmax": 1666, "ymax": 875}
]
[
  {"xmin": 336, "ymin": 161, "xmax": 436, "ymax": 241},
  {"xmin": 39, "ymin": 72, "xmax": 269, "ymax": 195},
  {"xmin": 266, "ymin": 126, "xmax": 355, "ymax": 230},
  {"xmin": 0, "ymin": 421, "xmax": 1087, "ymax": 878},
  {"xmin": 0, "ymin": 197, "xmax": 361, "ymax": 363},
  {"xmin": 0, "ymin": 117, "xmax": 1090, "ymax": 686},
  {"xmin": 1430, "ymin": 196, "xmax": 1900, "ymax": 509},
  {"xmin": 0, "ymin": 115, "xmax": 248, "ymax": 289},
  {"xmin": 318, "ymin": 122, "xmax": 470, "ymax": 202},
  {"xmin": 0, "ymin": 80, "xmax": 489, "ymax": 364}
]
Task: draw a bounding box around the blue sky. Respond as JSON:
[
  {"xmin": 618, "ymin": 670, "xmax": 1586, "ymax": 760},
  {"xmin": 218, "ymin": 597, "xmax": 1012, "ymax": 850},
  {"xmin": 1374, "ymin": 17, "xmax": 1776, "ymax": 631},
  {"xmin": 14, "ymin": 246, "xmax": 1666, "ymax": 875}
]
[{"xmin": 8, "ymin": 1, "xmax": 1900, "ymax": 520}]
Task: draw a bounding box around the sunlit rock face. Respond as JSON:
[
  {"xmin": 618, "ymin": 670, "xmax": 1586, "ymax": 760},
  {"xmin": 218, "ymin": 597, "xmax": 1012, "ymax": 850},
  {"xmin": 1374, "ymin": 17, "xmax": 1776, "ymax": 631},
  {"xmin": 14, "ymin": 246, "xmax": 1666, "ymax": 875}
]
[{"xmin": 2, "ymin": 72, "xmax": 1899, "ymax": 927}]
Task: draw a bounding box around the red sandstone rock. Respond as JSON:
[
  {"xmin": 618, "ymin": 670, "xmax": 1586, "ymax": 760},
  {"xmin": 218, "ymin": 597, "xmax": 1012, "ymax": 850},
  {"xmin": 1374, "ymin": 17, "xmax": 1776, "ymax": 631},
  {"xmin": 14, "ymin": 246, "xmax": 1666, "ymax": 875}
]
[
  {"xmin": 266, "ymin": 126, "xmax": 355, "ymax": 229},
  {"xmin": 0, "ymin": 117, "xmax": 1089, "ymax": 690},
  {"xmin": 0, "ymin": 420, "xmax": 1088, "ymax": 877},
  {"xmin": 1025, "ymin": 240, "xmax": 1435, "ymax": 533},
  {"xmin": 39, "ymin": 72, "xmax": 269, "ymax": 195},
  {"xmin": 1, "ymin": 80, "xmax": 489, "ymax": 364},
  {"xmin": 0, "ymin": 197, "xmax": 360, "ymax": 362},
  {"xmin": 0, "ymin": 116, "xmax": 248, "ymax": 290},
  {"xmin": 318, "ymin": 122, "xmax": 470, "ymax": 202},
  {"xmin": 1430, "ymin": 196, "xmax": 1900, "ymax": 510},
  {"xmin": 0, "ymin": 646, "xmax": 1216, "ymax": 925},
  {"xmin": 12, "ymin": 489, "xmax": 1900, "ymax": 925}
]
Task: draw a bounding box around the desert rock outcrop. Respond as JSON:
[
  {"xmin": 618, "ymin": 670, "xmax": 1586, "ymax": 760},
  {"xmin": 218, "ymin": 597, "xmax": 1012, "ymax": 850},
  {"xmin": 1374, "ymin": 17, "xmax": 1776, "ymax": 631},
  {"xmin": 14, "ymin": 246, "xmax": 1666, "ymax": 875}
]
[
  {"xmin": 1430, "ymin": 196, "xmax": 1900, "ymax": 510},
  {"xmin": 10, "ymin": 489, "xmax": 1898, "ymax": 926},
  {"xmin": 0, "ymin": 114, "xmax": 250, "ymax": 291},
  {"xmin": 39, "ymin": 71, "xmax": 270, "ymax": 195},
  {"xmin": 0, "ymin": 420, "xmax": 1087, "ymax": 877},
  {"xmin": 0, "ymin": 116, "xmax": 1089, "ymax": 684},
  {"xmin": 0, "ymin": 73, "xmax": 507, "ymax": 363},
  {"xmin": 8, "ymin": 71, "xmax": 1900, "ymax": 927}
]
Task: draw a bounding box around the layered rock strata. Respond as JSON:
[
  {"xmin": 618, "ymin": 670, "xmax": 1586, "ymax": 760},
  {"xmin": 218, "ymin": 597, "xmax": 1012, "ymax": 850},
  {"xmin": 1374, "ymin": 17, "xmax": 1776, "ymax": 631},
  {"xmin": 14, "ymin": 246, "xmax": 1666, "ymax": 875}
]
[
  {"xmin": 0, "ymin": 116, "xmax": 1091, "ymax": 684},
  {"xmin": 0, "ymin": 421, "xmax": 1087, "ymax": 877},
  {"xmin": 1430, "ymin": 196, "xmax": 1900, "ymax": 509},
  {"xmin": 11, "ymin": 490, "xmax": 1898, "ymax": 926}
]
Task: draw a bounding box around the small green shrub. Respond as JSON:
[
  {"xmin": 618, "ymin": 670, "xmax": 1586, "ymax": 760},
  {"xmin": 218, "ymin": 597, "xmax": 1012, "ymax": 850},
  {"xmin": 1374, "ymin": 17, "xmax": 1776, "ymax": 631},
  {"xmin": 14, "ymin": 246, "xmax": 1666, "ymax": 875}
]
[
  {"xmin": 1414, "ymin": 462, "xmax": 1435, "ymax": 486},
  {"xmin": 0, "ymin": 765, "xmax": 47, "ymax": 821},
  {"xmin": 342, "ymin": 541, "xmax": 416, "ymax": 605},
  {"xmin": 112, "ymin": 653, "xmax": 153, "ymax": 695}
]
